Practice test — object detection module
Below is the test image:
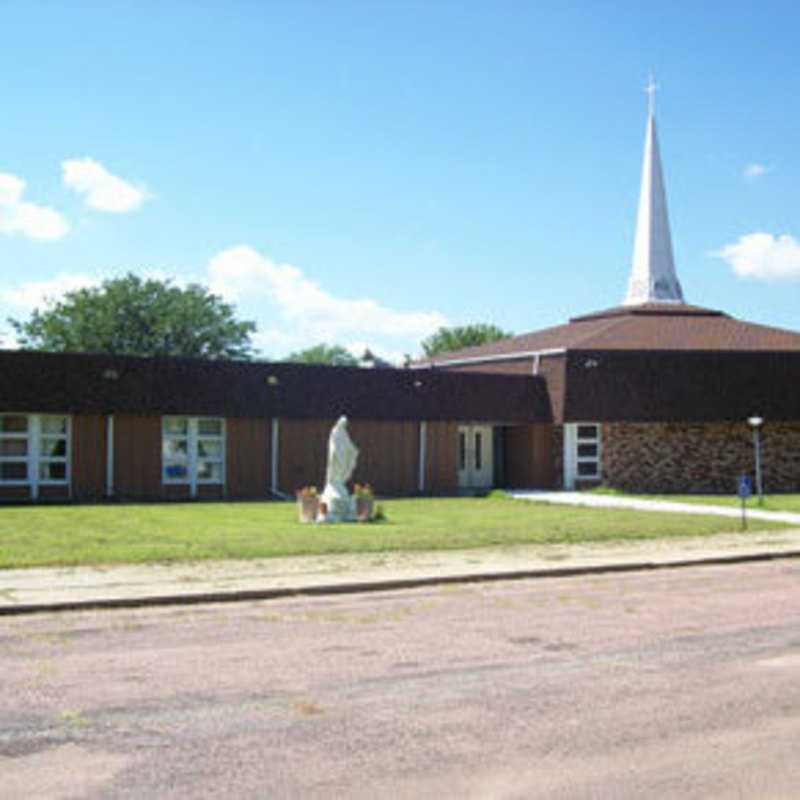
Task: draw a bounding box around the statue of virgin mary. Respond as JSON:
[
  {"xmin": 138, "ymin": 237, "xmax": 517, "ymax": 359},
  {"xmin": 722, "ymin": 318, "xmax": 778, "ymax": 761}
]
[{"xmin": 319, "ymin": 416, "xmax": 358, "ymax": 521}]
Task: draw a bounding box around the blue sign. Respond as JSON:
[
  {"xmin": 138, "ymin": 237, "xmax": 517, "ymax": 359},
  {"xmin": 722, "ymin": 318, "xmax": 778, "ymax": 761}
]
[{"xmin": 737, "ymin": 474, "xmax": 752, "ymax": 499}]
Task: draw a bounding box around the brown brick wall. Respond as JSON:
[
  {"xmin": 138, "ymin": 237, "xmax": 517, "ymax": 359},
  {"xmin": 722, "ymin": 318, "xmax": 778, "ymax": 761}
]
[{"xmin": 602, "ymin": 422, "xmax": 800, "ymax": 493}]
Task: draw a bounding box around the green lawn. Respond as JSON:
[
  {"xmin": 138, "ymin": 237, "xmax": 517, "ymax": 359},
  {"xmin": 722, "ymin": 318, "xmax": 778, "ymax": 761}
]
[
  {"xmin": 588, "ymin": 488, "xmax": 800, "ymax": 513},
  {"xmin": 0, "ymin": 495, "xmax": 789, "ymax": 569}
]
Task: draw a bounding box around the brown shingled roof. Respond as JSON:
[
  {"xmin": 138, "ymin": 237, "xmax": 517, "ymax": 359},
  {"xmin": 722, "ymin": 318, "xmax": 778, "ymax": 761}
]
[{"xmin": 421, "ymin": 303, "xmax": 800, "ymax": 364}]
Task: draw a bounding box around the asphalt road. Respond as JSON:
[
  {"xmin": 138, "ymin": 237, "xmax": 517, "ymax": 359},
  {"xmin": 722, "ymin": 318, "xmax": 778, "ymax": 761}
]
[{"xmin": 2, "ymin": 560, "xmax": 799, "ymax": 799}]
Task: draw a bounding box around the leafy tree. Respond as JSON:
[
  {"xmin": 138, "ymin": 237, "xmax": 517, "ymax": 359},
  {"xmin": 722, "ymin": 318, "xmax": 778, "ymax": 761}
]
[
  {"xmin": 9, "ymin": 273, "xmax": 256, "ymax": 359},
  {"xmin": 286, "ymin": 343, "xmax": 358, "ymax": 366},
  {"xmin": 421, "ymin": 323, "xmax": 512, "ymax": 357}
]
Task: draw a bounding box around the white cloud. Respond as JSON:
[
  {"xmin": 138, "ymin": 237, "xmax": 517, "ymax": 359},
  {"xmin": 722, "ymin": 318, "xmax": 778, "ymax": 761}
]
[
  {"xmin": 0, "ymin": 273, "xmax": 99, "ymax": 310},
  {"xmin": 0, "ymin": 173, "xmax": 69, "ymax": 240},
  {"xmin": 712, "ymin": 232, "xmax": 800, "ymax": 281},
  {"xmin": 61, "ymin": 158, "xmax": 148, "ymax": 213},
  {"xmin": 0, "ymin": 330, "xmax": 20, "ymax": 349},
  {"xmin": 744, "ymin": 163, "xmax": 768, "ymax": 180},
  {"xmin": 207, "ymin": 245, "xmax": 447, "ymax": 343}
]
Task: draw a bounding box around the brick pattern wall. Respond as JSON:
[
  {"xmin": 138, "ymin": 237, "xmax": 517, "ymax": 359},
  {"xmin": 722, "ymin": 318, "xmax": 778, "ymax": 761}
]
[{"xmin": 602, "ymin": 422, "xmax": 800, "ymax": 493}]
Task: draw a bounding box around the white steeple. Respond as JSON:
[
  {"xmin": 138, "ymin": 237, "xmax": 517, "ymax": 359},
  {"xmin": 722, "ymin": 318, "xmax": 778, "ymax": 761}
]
[{"xmin": 623, "ymin": 76, "xmax": 685, "ymax": 306}]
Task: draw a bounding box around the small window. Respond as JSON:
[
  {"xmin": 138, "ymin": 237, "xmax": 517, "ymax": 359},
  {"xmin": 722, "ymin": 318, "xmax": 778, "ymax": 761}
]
[
  {"xmin": 197, "ymin": 461, "xmax": 223, "ymax": 482},
  {"xmin": 1, "ymin": 416, "xmax": 28, "ymax": 433},
  {"xmin": 475, "ymin": 432, "xmax": 482, "ymax": 471},
  {"xmin": 459, "ymin": 432, "xmax": 466, "ymax": 471},
  {"xmin": 41, "ymin": 438, "xmax": 67, "ymax": 458},
  {"xmin": 0, "ymin": 439, "xmax": 27, "ymax": 457},
  {"xmin": 39, "ymin": 462, "xmax": 67, "ymax": 481},
  {"xmin": 41, "ymin": 416, "xmax": 67, "ymax": 435},
  {"xmin": 0, "ymin": 462, "xmax": 27, "ymax": 480},
  {"xmin": 577, "ymin": 424, "xmax": 598, "ymax": 439},
  {"xmin": 198, "ymin": 440, "xmax": 223, "ymax": 458},
  {"xmin": 164, "ymin": 418, "xmax": 189, "ymax": 436},
  {"xmin": 198, "ymin": 419, "xmax": 222, "ymax": 436},
  {"xmin": 577, "ymin": 461, "xmax": 598, "ymax": 477},
  {"xmin": 577, "ymin": 443, "xmax": 597, "ymax": 458}
]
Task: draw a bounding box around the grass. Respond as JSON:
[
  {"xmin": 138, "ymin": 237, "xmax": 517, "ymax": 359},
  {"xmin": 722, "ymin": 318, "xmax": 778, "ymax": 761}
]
[
  {"xmin": 0, "ymin": 495, "xmax": 790, "ymax": 569},
  {"xmin": 588, "ymin": 487, "xmax": 800, "ymax": 513}
]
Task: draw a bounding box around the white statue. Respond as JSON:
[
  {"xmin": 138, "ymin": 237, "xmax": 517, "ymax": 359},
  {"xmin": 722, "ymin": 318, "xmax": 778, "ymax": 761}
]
[{"xmin": 320, "ymin": 416, "xmax": 358, "ymax": 522}]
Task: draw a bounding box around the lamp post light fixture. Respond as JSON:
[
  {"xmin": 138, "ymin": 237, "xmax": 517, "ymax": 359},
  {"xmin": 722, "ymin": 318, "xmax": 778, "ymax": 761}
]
[{"xmin": 747, "ymin": 416, "xmax": 764, "ymax": 506}]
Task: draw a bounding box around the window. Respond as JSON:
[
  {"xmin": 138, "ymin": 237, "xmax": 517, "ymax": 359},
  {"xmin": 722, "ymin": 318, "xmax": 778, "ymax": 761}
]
[
  {"xmin": 0, "ymin": 414, "xmax": 70, "ymax": 493},
  {"xmin": 162, "ymin": 417, "xmax": 225, "ymax": 494},
  {"xmin": 575, "ymin": 424, "xmax": 600, "ymax": 478},
  {"xmin": 564, "ymin": 422, "xmax": 601, "ymax": 488}
]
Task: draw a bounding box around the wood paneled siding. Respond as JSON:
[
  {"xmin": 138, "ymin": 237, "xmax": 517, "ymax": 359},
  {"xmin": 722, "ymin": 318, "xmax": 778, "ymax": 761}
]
[
  {"xmin": 226, "ymin": 418, "xmax": 271, "ymax": 498},
  {"xmin": 71, "ymin": 414, "xmax": 107, "ymax": 500},
  {"xmin": 278, "ymin": 419, "xmax": 421, "ymax": 496},
  {"xmin": 113, "ymin": 414, "xmax": 162, "ymax": 499},
  {"xmin": 503, "ymin": 424, "xmax": 554, "ymax": 488},
  {"xmin": 424, "ymin": 421, "xmax": 458, "ymax": 494},
  {"xmin": 278, "ymin": 419, "xmax": 332, "ymax": 495},
  {"xmin": 349, "ymin": 420, "xmax": 419, "ymax": 495}
]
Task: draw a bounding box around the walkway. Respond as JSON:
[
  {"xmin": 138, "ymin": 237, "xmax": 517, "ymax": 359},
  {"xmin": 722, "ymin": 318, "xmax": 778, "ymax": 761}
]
[{"xmin": 508, "ymin": 490, "xmax": 800, "ymax": 525}]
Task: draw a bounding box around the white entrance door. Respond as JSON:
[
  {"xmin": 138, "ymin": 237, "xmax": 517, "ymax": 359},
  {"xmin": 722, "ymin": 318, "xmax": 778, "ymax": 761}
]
[{"xmin": 458, "ymin": 425, "xmax": 493, "ymax": 489}]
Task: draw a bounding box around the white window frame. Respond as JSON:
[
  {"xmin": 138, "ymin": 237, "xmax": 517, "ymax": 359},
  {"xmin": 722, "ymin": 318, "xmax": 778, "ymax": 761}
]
[
  {"xmin": 162, "ymin": 416, "xmax": 225, "ymax": 497},
  {"xmin": 0, "ymin": 413, "xmax": 71, "ymax": 499},
  {"xmin": 564, "ymin": 422, "xmax": 601, "ymax": 489}
]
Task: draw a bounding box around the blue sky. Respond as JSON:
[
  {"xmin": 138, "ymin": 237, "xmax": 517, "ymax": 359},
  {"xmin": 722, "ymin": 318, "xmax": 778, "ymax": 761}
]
[{"xmin": 2, "ymin": 1, "xmax": 799, "ymax": 362}]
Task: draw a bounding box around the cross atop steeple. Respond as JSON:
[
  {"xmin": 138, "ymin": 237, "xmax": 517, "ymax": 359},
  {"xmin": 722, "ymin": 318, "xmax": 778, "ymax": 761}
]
[{"xmin": 623, "ymin": 79, "xmax": 685, "ymax": 306}]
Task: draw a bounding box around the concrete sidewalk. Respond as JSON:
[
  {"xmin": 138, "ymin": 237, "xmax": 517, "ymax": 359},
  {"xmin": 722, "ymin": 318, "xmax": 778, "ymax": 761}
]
[
  {"xmin": 509, "ymin": 490, "xmax": 800, "ymax": 525},
  {"xmin": 2, "ymin": 524, "xmax": 799, "ymax": 615}
]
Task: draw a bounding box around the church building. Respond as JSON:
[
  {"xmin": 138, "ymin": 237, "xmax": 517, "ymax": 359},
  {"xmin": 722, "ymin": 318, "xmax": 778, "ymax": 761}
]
[
  {"xmin": 421, "ymin": 88, "xmax": 800, "ymax": 492},
  {"xmin": 1, "ymin": 90, "xmax": 799, "ymax": 502}
]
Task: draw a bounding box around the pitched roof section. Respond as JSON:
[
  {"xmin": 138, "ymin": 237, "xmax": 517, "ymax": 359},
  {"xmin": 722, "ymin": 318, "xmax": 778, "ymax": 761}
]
[
  {"xmin": 0, "ymin": 350, "xmax": 551, "ymax": 423},
  {"xmin": 420, "ymin": 304, "xmax": 800, "ymax": 366}
]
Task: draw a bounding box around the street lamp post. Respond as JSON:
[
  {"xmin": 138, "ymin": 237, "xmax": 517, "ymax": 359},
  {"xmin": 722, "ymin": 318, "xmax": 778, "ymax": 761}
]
[{"xmin": 747, "ymin": 416, "xmax": 764, "ymax": 506}]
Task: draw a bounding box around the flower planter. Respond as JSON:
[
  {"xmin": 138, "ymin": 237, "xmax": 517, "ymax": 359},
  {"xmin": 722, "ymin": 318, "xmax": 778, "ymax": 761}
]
[
  {"xmin": 355, "ymin": 496, "xmax": 374, "ymax": 522},
  {"xmin": 297, "ymin": 494, "xmax": 320, "ymax": 523}
]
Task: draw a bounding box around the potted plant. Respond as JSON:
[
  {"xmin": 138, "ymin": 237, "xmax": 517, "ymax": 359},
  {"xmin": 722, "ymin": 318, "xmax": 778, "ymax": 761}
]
[
  {"xmin": 353, "ymin": 483, "xmax": 374, "ymax": 522},
  {"xmin": 296, "ymin": 486, "xmax": 319, "ymax": 523}
]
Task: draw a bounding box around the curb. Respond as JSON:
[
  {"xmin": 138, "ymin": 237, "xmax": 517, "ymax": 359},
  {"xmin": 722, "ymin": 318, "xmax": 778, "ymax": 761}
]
[{"xmin": 2, "ymin": 548, "xmax": 799, "ymax": 616}]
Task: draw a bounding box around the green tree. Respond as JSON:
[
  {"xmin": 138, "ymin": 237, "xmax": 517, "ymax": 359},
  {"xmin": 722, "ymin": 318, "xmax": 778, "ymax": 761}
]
[
  {"xmin": 420, "ymin": 323, "xmax": 512, "ymax": 357},
  {"xmin": 286, "ymin": 343, "xmax": 358, "ymax": 366},
  {"xmin": 9, "ymin": 273, "xmax": 256, "ymax": 359}
]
